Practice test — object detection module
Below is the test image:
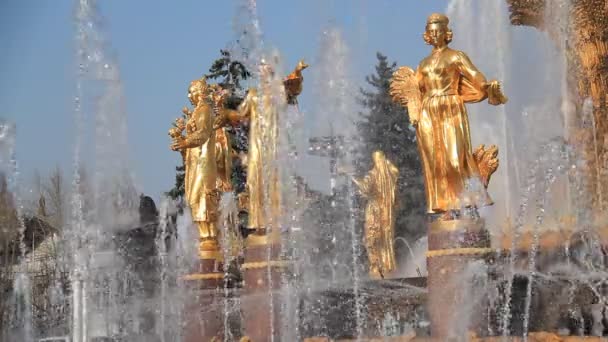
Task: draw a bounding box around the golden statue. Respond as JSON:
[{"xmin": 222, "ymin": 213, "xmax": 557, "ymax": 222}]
[
  {"xmin": 209, "ymin": 84, "xmax": 234, "ymax": 193},
  {"xmin": 283, "ymin": 60, "xmax": 309, "ymax": 105},
  {"xmin": 238, "ymin": 66, "xmax": 283, "ymax": 230},
  {"xmin": 390, "ymin": 13, "xmax": 507, "ymax": 215},
  {"xmin": 170, "ymin": 77, "xmax": 221, "ymax": 259},
  {"xmin": 352, "ymin": 151, "xmax": 399, "ymax": 279},
  {"xmin": 215, "ymin": 60, "xmax": 307, "ymax": 232}
]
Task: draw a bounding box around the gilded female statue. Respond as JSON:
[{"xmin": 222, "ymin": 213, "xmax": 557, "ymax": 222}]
[
  {"xmin": 211, "ymin": 84, "xmax": 279, "ymax": 231},
  {"xmin": 236, "ymin": 88, "xmax": 268, "ymax": 229},
  {"xmin": 233, "ymin": 74, "xmax": 283, "ymax": 231},
  {"xmin": 390, "ymin": 13, "xmax": 506, "ymax": 216},
  {"xmin": 215, "ymin": 60, "xmax": 305, "ymax": 231},
  {"xmin": 170, "ymin": 77, "xmax": 221, "ymax": 258},
  {"xmin": 208, "ymin": 84, "xmax": 234, "ymax": 193},
  {"xmin": 353, "ymin": 151, "xmax": 399, "ymax": 279}
]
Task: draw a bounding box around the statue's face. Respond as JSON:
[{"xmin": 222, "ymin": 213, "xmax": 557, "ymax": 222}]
[
  {"xmin": 188, "ymin": 86, "xmax": 201, "ymax": 106},
  {"xmin": 372, "ymin": 151, "xmax": 384, "ymax": 165},
  {"xmin": 187, "ymin": 87, "xmax": 195, "ymax": 105},
  {"xmin": 188, "ymin": 80, "xmax": 209, "ymax": 106},
  {"xmin": 426, "ymin": 23, "xmax": 448, "ymax": 47}
]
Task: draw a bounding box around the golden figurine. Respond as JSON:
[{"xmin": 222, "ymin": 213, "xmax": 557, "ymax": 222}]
[
  {"xmin": 170, "ymin": 77, "xmax": 221, "ymax": 259},
  {"xmin": 216, "ymin": 60, "xmax": 306, "ymax": 232},
  {"xmin": 236, "ymin": 88, "xmax": 267, "ymax": 229},
  {"xmin": 215, "ymin": 126, "xmax": 233, "ymax": 192},
  {"xmin": 390, "ymin": 13, "xmax": 507, "ymax": 215},
  {"xmin": 212, "ymin": 88, "xmax": 272, "ymax": 231},
  {"xmin": 284, "ymin": 60, "xmax": 309, "ymax": 105},
  {"xmin": 209, "ymin": 84, "xmax": 234, "ymax": 193},
  {"xmin": 237, "ymin": 71, "xmax": 283, "ymax": 231},
  {"xmin": 352, "ymin": 151, "xmax": 399, "ymax": 279}
]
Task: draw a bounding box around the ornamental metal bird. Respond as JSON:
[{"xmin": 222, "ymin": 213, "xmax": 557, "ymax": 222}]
[{"xmin": 283, "ymin": 59, "xmax": 309, "ymax": 105}]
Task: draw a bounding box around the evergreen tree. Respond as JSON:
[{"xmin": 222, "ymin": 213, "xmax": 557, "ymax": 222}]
[
  {"xmin": 357, "ymin": 52, "xmax": 426, "ymax": 240},
  {"xmin": 166, "ymin": 165, "xmax": 185, "ymax": 201},
  {"xmin": 206, "ymin": 49, "xmax": 251, "ymax": 110}
]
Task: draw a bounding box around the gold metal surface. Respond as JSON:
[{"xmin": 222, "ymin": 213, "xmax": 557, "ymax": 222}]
[
  {"xmin": 198, "ymin": 237, "xmax": 223, "ymax": 260},
  {"xmin": 390, "ymin": 13, "xmax": 507, "ymax": 214},
  {"xmin": 228, "ymin": 62, "xmax": 290, "ymax": 232},
  {"xmin": 181, "ymin": 273, "xmax": 224, "ymax": 281},
  {"xmin": 240, "ymin": 260, "xmax": 291, "ymax": 270},
  {"xmin": 169, "ymin": 77, "xmax": 222, "ymax": 259},
  {"xmin": 284, "ymin": 60, "xmax": 309, "ymax": 104},
  {"xmin": 353, "ymin": 151, "xmax": 399, "ymax": 279},
  {"xmin": 472, "ymin": 144, "xmax": 499, "ymax": 189},
  {"xmin": 426, "ymin": 247, "xmax": 494, "ymax": 258},
  {"xmin": 208, "ymin": 83, "xmax": 235, "ymax": 193},
  {"xmin": 390, "ymin": 66, "xmax": 422, "ymax": 124},
  {"xmin": 245, "ymin": 231, "xmax": 281, "ymax": 247},
  {"xmin": 209, "ymin": 60, "xmax": 307, "ymax": 243}
]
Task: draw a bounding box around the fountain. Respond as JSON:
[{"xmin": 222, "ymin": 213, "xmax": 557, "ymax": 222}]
[{"xmin": 3, "ymin": 0, "xmax": 608, "ymax": 341}]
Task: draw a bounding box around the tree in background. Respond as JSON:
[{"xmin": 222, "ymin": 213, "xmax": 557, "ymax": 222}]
[
  {"xmin": 29, "ymin": 167, "xmax": 67, "ymax": 229},
  {"xmin": 206, "ymin": 49, "xmax": 251, "ymax": 110},
  {"xmin": 356, "ymin": 52, "xmax": 426, "ymax": 241},
  {"xmin": 42, "ymin": 167, "xmax": 66, "ymax": 228},
  {"xmin": 166, "ymin": 165, "xmax": 185, "ymax": 201}
]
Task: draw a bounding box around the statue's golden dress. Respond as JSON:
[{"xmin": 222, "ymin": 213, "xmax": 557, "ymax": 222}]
[
  {"xmin": 184, "ymin": 97, "xmax": 218, "ymax": 239},
  {"xmin": 391, "ymin": 13, "xmax": 506, "ymax": 214},
  {"xmin": 170, "ymin": 79, "xmax": 222, "ymax": 248},
  {"xmin": 354, "ymin": 151, "xmax": 399, "ymax": 278},
  {"xmin": 415, "ymin": 47, "xmax": 494, "ymax": 213},
  {"xmin": 239, "ymin": 88, "xmax": 268, "ymax": 229}
]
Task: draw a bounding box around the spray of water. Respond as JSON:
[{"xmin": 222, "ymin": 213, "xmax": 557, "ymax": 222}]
[
  {"xmin": 155, "ymin": 199, "xmax": 170, "ymax": 342},
  {"xmin": 278, "ymin": 89, "xmax": 307, "ymax": 342},
  {"xmin": 522, "ymin": 164, "xmax": 559, "ymax": 340},
  {"xmin": 0, "ymin": 121, "xmax": 35, "ymax": 340},
  {"xmin": 446, "ymin": 0, "xmax": 572, "ymax": 232},
  {"xmin": 232, "ymin": 0, "xmax": 264, "ymax": 83},
  {"xmin": 69, "ymin": 1, "xmax": 140, "ymax": 340},
  {"xmin": 312, "ymin": 26, "xmax": 364, "ymax": 338}
]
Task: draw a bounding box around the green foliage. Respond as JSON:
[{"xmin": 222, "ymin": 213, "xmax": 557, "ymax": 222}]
[
  {"xmin": 206, "ymin": 49, "xmax": 251, "ymax": 94},
  {"xmin": 356, "ymin": 52, "xmax": 426, "ymax": 240},
  {"xmin": 166, "ymin": 165, "xmax": 185, "ymax": 201}
]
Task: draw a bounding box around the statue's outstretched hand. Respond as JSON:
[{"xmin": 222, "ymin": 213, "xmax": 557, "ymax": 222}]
[
  {"xmin": 487, "ymin": 80, "xmax": 508, "ymax": 105},
  {"xmin": 171, "ymin": 137, "xmax": 188, "ymax": 151}
]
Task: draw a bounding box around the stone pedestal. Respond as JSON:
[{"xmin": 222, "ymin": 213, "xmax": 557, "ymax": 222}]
[
  {"xmin": 426, "ymin": 218, "xmax": 493, "ymax": 338},
  {"xmin": 182, "ymin": 255, "xmax": 225, "ymax": 341},
  {"xmin": 241, "ymin": 232, "xmax": 290, "ymax": 342}
]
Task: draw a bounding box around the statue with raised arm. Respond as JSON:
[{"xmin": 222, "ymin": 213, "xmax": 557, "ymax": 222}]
[
  {"xmin": 239, "ymin": 61, "xmax": 285, "ymax": 231},
  {"xmin": 215, "ymin": 60, "xmax": 307, "ymax": 233},
  {"xmin": 353, "ymin": 151, "xmax": 399, "ymax": 279},
  {"xmin": 390, "ymin": 13, "xmax": 505, "ymax": 217},
  {"xmin": 170, "ymin": 77, "xmax": 221, "ymax": 259}
]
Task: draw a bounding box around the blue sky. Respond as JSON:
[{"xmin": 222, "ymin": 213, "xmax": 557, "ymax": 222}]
[{"xmin": 0, "ymin": 1, "xmax": 450, "ymax": 200}]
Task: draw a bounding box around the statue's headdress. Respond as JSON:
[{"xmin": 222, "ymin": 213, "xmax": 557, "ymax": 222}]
[
  {"xmin": 188, "ymin": 76, "xmax": 210, "ymax": 97},
  {"xmin": 426, "ymin": 13, "xmax": 449, "ymax": 27}
]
